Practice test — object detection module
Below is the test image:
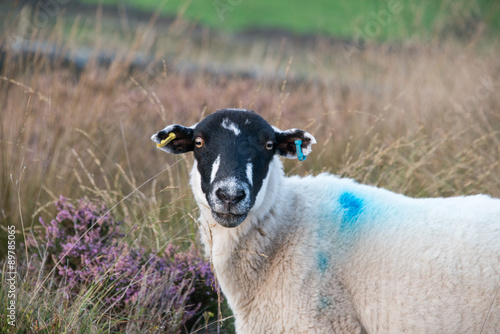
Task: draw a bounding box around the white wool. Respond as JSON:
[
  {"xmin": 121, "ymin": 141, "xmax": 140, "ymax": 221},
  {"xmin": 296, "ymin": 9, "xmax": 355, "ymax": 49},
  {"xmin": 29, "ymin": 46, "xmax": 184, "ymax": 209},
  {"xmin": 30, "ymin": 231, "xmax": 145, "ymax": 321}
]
[{"xmin": 190, "ymin": 157, "xmax": 500, "ymax": 334}]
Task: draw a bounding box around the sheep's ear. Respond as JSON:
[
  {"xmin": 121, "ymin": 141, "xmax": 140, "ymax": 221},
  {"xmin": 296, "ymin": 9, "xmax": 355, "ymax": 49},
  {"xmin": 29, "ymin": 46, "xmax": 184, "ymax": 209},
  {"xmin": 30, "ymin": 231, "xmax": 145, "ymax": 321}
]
[
  {"xmin": 273, "ymin": 127, "xmax": 317, "ymax": 159},
  {"xmin": 151, "ymin": 124, "xmax": 195, "ymax": 154}
]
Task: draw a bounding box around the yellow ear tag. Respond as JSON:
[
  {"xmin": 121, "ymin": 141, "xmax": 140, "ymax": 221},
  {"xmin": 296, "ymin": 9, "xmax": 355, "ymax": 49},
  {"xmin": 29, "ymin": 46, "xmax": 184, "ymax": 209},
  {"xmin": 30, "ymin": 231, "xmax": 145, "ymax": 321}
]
[{"xmin": 156, "ymin": 133, "xmax": 176, "ymax": 148}]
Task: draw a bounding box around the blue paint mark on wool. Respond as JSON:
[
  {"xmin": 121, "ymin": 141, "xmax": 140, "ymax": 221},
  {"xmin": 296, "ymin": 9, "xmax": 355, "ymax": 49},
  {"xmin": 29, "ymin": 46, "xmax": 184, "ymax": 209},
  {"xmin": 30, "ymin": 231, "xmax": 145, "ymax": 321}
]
[
  {"xmin": 338, "ymin": 192, "xmax": 364, "ymax": 230},
  {"xmin": 317, "ymin": 252, "xmax": 329, "ymax": 272},
  {"xmin": 319, "ymin": 295, "xmax": 331, "ymax": 309}
]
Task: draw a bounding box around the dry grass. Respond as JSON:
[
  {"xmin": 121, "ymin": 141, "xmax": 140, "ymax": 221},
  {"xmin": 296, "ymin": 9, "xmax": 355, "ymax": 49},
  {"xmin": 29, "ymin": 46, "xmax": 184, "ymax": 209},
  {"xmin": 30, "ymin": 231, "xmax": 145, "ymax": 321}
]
[{"xmin": 2, "ymin": 33, "xmax": 499, "ymax": 237}]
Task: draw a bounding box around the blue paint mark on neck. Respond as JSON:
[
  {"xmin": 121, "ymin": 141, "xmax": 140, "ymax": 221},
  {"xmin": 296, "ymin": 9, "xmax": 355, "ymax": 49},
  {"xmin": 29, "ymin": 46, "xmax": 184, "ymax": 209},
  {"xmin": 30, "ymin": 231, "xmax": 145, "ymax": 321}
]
[
  {"xmin": 338, "ymin": 192, "xmax": 364, "ymax": 230},
  {"xmin": 317, "ymin": 252, "xmax": 329, "ymax": 272},
  {"xmin": 319, "ymin": 295, "xmax": 331, "ymax": 310}
]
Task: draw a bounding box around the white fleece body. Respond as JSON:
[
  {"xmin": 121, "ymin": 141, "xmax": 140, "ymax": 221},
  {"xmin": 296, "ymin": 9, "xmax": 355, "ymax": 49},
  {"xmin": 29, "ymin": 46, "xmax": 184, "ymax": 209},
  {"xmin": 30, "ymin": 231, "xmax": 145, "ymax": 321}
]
[{"xmin": 190, "ymin": 157, "xmax": 500, "ymax": 333}]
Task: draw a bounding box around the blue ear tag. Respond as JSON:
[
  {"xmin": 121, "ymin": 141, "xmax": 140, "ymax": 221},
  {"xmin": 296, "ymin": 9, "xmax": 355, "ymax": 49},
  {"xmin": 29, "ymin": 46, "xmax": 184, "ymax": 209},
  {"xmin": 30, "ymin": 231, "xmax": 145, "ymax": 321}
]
[{"xmin": 295, "ymin": 139, "xmax": 306, "ymax": 161}]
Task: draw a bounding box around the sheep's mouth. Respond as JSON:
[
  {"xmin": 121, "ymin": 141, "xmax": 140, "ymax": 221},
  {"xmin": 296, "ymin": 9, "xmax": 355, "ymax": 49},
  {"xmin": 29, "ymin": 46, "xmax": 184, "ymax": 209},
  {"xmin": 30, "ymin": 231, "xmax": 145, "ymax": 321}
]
[{"xmin": 211, "ymin": 211, "xmax": 248, "ymax": 228}]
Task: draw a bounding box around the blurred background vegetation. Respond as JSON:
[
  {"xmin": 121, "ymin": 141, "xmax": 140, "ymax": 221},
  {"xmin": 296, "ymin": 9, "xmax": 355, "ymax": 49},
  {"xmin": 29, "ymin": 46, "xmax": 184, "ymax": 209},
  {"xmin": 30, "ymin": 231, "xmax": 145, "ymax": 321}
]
[
  {"xmin": 1, "ymin": 0, "xmax": 499, "ymax": 332},
  {"xmin": 69, "ymin": 0, "xmax": 500, "ymax": 39}
]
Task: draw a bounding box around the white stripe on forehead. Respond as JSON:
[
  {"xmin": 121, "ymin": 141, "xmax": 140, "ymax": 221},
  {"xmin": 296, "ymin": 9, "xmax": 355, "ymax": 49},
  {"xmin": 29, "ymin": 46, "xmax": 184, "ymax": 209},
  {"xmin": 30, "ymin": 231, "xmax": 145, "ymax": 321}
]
[
  {"xmin": 210, "ymin": 155, "xmax": 221, "ymax": 184},
  {"xmin": 219, "ymin": 108, "xmax": 249, "ymax": 112},
  {"xmin": 222, "ymin": 118, "xmax": 241, "ymax": 136},
  {"xmin": 246, "ymin": 163, "xmax": 253, "ymax": 186}
]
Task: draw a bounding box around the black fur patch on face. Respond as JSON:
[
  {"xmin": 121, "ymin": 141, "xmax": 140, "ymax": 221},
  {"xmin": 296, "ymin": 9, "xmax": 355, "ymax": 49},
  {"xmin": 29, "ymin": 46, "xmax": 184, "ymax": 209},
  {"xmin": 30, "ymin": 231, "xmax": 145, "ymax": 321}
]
[{"xmin": 192, "ymin": 109, "xmax": 276, "ymax": 226}]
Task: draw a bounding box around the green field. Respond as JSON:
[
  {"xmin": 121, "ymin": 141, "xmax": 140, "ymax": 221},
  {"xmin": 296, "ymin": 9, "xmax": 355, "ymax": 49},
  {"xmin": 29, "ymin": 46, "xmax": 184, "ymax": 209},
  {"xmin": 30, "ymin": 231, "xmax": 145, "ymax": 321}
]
[{"xmin": 80, "ymin": 0, "xmax": 500, "ymax": 40}]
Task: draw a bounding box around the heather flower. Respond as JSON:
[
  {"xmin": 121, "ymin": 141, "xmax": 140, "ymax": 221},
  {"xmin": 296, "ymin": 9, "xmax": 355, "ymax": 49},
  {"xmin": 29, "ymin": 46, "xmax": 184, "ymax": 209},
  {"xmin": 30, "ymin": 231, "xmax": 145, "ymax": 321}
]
[{"xmin": 28, "ymin": 196, "xmax": 220, "ymax": 331}]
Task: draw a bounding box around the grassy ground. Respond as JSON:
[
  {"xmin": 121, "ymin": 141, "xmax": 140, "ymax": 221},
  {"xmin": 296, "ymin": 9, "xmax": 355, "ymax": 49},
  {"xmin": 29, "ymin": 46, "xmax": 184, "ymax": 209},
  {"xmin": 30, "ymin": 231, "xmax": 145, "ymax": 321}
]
[{"xmin": 1, "ymin": 3, "xmax": 500, "ymax": 333}]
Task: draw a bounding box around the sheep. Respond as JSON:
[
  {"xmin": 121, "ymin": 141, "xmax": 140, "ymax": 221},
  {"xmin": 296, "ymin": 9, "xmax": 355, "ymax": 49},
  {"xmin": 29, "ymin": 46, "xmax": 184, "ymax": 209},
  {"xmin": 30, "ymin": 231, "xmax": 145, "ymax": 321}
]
[{"xmin": 151, "ymin": 108, "xmax": 500, "ymax": 334}]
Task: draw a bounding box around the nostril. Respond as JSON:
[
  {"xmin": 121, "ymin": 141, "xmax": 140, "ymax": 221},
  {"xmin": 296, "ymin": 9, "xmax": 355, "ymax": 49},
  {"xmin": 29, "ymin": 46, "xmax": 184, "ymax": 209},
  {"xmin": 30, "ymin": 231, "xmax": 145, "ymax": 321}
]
[
  {"xmin": 216, "ymin": 188, "xmax": 229, "ymax": 202},
  {"xmin": 216, "ymin": 188, "xmax": 246, "ymax": 205},
  {"xmin": 234, "ymin": 189, "xmax": 246, "ymax": 203}
]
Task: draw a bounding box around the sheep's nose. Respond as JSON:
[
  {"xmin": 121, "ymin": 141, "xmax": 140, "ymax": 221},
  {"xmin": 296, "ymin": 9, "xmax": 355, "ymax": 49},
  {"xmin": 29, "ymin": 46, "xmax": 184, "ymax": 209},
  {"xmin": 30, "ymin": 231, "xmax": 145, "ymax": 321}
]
[{"xmin": 216, "ymin": 188, "xmax": 246, "ymax": 206}]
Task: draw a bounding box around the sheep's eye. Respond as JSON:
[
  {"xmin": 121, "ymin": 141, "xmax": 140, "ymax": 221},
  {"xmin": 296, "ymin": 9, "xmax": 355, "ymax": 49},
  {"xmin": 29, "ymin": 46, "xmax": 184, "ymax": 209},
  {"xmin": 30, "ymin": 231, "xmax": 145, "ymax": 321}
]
[
  {"xmin": 265, "ymin": 141, "xmax": 274, "ymax": 150},
  {"xmin": 195, "ymin": 137, "xmax": 205, "ymax": 148}
]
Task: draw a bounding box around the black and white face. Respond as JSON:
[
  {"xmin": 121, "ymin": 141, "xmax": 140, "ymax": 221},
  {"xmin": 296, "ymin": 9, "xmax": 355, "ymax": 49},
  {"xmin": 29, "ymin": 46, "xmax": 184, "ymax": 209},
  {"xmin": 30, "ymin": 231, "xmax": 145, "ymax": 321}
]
[{"xmin": 151, "ymin": 109, "xmax": 315, "ymax": 228}]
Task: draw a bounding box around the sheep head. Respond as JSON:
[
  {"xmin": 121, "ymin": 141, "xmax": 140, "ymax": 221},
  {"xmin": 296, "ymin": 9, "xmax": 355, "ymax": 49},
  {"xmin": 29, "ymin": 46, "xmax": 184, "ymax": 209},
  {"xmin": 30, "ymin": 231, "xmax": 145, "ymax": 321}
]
[{"xmin": 151, "ymin": 109, "xmax": 316, "ymax": 228}]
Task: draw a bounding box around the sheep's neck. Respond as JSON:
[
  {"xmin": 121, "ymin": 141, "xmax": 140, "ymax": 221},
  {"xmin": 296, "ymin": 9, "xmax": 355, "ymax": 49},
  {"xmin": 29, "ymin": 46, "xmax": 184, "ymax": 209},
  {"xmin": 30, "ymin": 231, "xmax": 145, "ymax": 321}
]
[
  {"xmin": 208, "ymin": 210, "xmax": 293, "ymax": 316},
  {"xmin": 199, "ymin": 159, "xmax": 289, "ymax": 313}
]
